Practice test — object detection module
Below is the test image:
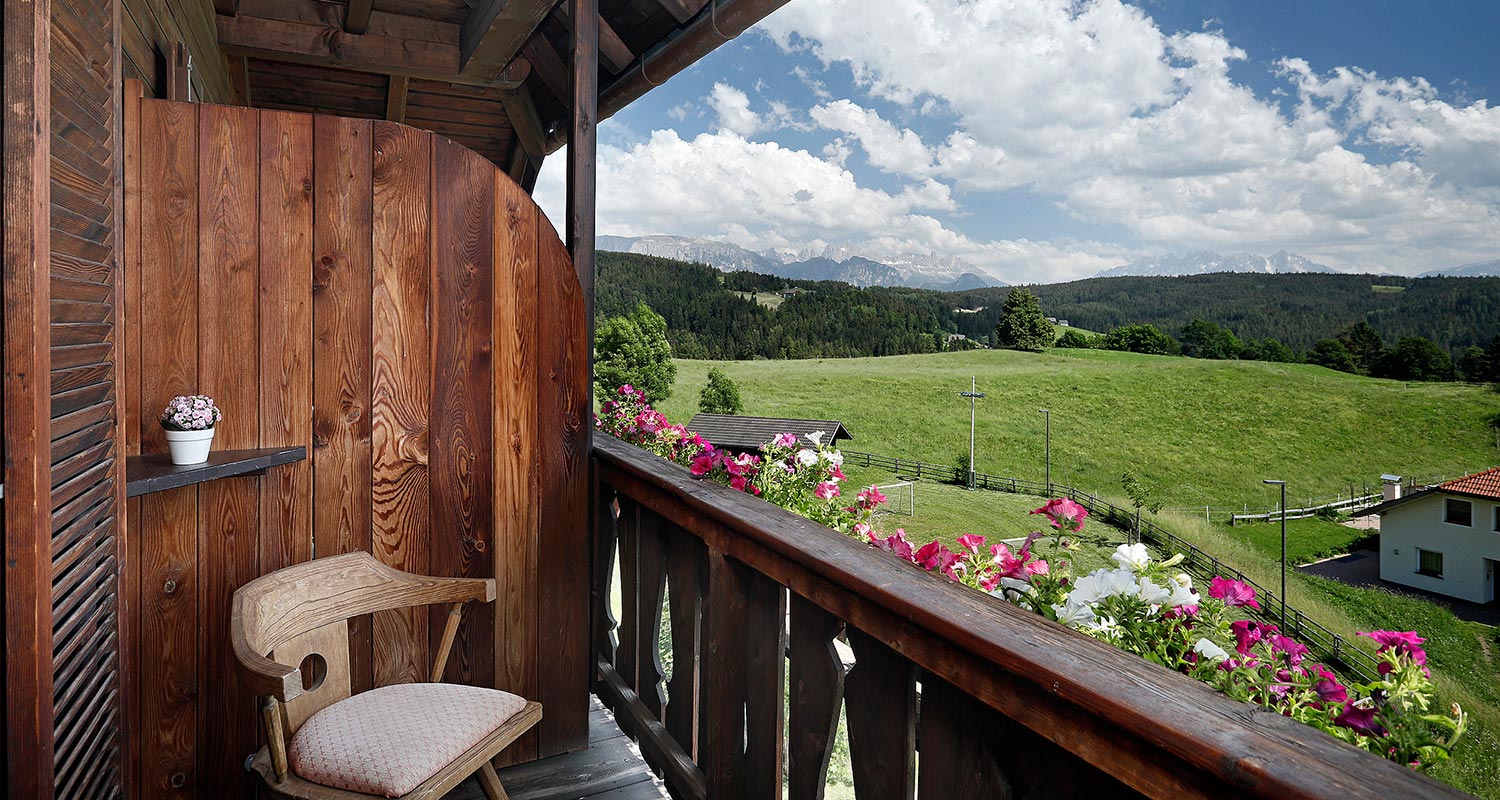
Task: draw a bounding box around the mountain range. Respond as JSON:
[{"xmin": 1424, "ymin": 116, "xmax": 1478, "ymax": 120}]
[
  {"xmin": 1419, "ymin": 259, "xmax": 1500, "ymax": 278},
  {"xmin": 596, "ymin": 234, "xmax": 1002, "ymax": 290},
  {"xmin": 1094, "ymin": 250, "xmax": 1337, "ymax": 278}
]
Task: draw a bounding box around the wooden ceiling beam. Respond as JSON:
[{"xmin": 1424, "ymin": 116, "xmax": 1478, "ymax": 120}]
[
  {"xmin": 499, "ymin": 86, "xmax": 547, "ymax": 158},
  {"xmin": 521, "ymin": 35, "xmax": 570, "ymax": 104},
  {"xmin": 345, "ymin": 0, "xmax": 374, "ymax": 34},
  {"xmin": 459, "ymin": 0, "xmax": 557, "ymax": 82},
  {"xmin": 385, "ymin": 75, "xmax": 410, "ymax": 122},
  {"xmin": 215, "ymin": 0, "xmax": 241, "ymax": 14},
  {"xmin": 217, "ymin": 13, "xmax": 531, "ymax": 88},
  {"xmin": 557, "ymin": 3, "xmax": 634, "ymax": 74},
  {"xmin": 655, "ymin": 0, "xmax": 709, "ymax": 24}
]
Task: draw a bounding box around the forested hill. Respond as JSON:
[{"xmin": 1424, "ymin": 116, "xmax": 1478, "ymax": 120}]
[
  {"xmin": 597, "ymin": 251, "xmax": 955, "ymax": 359},
  {"xmin": 598, "ymin": 250, "xmax": 1500, "ymax": 359},
  {"xmin": 944, "ymin": 273, "xmax": 1500, "ymax": 353}
]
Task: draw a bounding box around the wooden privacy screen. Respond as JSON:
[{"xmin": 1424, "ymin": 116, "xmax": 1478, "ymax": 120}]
[{"xmin": 122, "ymin": 91, "xmax": 590, "ymax": 798}]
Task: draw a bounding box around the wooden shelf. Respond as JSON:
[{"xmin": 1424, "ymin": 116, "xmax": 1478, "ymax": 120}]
[{"xmin": 125, "ymin": 446, "xmax": 306, "ymax": 498}]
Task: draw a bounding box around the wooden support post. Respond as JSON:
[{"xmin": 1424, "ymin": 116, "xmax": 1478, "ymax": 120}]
[
  {"xmin": 567, "ymin": 0, "xmax": 598, "ymax": 319},
  {"xmin": 167, "ymin": 41, "xmax": 190, "ymax": 101},
  {"xmin": 385, "ymin": 75, "xmax": 410, "ymax": 122}
]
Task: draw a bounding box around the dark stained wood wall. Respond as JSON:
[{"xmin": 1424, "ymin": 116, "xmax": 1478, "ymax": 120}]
[
  {"xmin": 122, "ymin": 93, "xmax": 589, "ymax": 799},
  {"xmin": 119, "ymin": 0, "xmax": 235, "ymax": 103}
]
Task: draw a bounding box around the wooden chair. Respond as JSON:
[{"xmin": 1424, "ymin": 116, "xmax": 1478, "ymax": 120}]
[{"xmin": 231, "ymin": 552, "xmax": 541, "ymax": 800}]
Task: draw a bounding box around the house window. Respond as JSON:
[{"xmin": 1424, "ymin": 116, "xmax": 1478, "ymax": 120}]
[
  {"xmin": 1417, "ymin": 549, "xmax": 1444, "ymax": 578},
  {"xmin": 1445, "ymin": 498, "xmax": 1472, "ymax": 526}
]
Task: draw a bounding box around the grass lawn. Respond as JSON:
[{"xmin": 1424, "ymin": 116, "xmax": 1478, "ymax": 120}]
[
  {"xmin": 659, "ymin": 350, "xmax": 1500, "ymax": 511},
  {"xmin": 1229, "ymin": 517, "xmax": 1376, "ymax": 564}
]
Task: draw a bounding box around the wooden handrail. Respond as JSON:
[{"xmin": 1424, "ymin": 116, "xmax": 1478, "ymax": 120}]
[{"xmin": 591, "ymin": 433, "xmax": 1470, "ymax": 800}]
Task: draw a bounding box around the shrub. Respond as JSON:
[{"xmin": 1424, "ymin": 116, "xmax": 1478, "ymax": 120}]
[
  {"xmin": 1102, "ymin": 324, "xmax": 1179, "ymax": 355},
  {"xmin": 698, "ymin": 367, "xmax": 744, "ymax": 415},
  {"xmin": 1054, "ymin": 328, "xmax": 1099, "ymax": 349},
  {"xmin": 1307, "ymin": 338, "xmax": 1358, "ymax": 373},
  {"xmin": 1372, "ymin": 337, "xmax": 1456, "ymax": 382},
  {"xmin": 595, "ymin": 301, "xmax": 676, "ymax": 403}
]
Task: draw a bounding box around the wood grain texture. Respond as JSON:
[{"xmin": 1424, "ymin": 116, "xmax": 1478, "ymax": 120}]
[
  {"xmin": 257, "ymin": 109, "xmax": 314, "ymax": 574},
  {"xmin": 744, "ymin": 573, "xmax": 787, "ymax": 800},
  {"xmin": 370, "ymin": 120, "xmax": 434, "ymax": 686},
  {"xmin": 635, "ymin": 509, "xmax": 668, "ymax": 721},
  {"xmin": 121, "ymin": 78, "xmax": 146, "ymax": 800},
  {"xmin": 536, "ymin": 209, "xmax": 590, "ymax": 755},
  {"xmin": 493, "ymin": 169, "xmax": 540, "ymax": 765},
  {"xmin": 196, "ymin": 102, "xmax": 261, "ymax": 800},
  {"xmin": 431, "ymin": 136, "xmax": 496, "ymax": 688},
  {"xmin": 136, "ymin": 98, "xmax": 200, "ymax": 799},
  {"xmin": 663, "ymin": 525, "xmax": 703, "ymax": 762},
  {"xmin": 311, "ymin": 113, "xmax": 375, "ymax": 693},
  {"xmin": 787, "ymin": 595, "xmax": 844, "ymax": 800},
  {"xmin": 702, "ymin": 551, "xmax": 748, "ymax": 800}
]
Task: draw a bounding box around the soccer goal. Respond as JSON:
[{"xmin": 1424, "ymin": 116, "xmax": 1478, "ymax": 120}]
[{"xmin": 875, "ymin": 481, "xmax": 916, "ymax": 517}]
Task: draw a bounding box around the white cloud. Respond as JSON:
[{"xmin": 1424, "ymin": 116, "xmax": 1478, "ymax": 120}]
[
  {"xmin": 761, "ymin": 0, "xmax": 1500, "ymax": 273},
  {"xmin": 708, "ymin": 83, "xmax": 762, "ymax": 136}
]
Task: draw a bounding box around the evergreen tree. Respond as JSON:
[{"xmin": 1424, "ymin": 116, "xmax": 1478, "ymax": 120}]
[
  {"xmin": 992, "ymin": 288, "xmax": 1054, "ymax": 352},
  {"xmin": 595, "ymin": 302, "xmax": 677, "ymax": 403},
  {"xmin": 1240, "ymin": 338, "xmax": 1296, "ymax": 363},
  {"xmin": 1458, "ymin": 346, "xmax": 1489, "ymax": 383},
  {"xmin": 1337, "ymin": 321, "xmax": 1386, "ymax": 374},
  {"xmin": 1306, "ymin": 339, "xmax": 1357, "ymax": 373},
  {"xmin": 1180, "ymin": 319, "xmax": 1243, "ymax": 359},
  {"xmin": 698, "ymin": 368, "xmax": 744, "ymax": 415},
  {"xmin": 1371, "ymin": 336, "xmax": 1455, "ymax": 382},
  {"xmin": 1102, "ymin": 324, "xmax": 1179, "ymax": 355}
]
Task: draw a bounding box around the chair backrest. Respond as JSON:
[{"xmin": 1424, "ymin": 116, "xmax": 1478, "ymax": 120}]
[{"xmin": 231, "ymin": 551, "xmax": 494, "ymax": 732}]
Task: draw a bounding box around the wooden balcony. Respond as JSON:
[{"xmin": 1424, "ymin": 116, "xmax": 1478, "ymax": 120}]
[{"xmin": 589, "ymin": 433, "xmax": 1469, "ymax": 799}]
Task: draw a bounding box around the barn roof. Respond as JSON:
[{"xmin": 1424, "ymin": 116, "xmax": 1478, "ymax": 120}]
[
  {"xmin": 687, "ymin": 414, "xmax": 853, "ymax": 452},
  {"xmin": 215, "ymin": 0, "xmax": 788, "ymax": 183}
]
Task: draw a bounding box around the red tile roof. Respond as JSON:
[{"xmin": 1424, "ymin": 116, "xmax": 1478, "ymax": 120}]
[{"xmin": 1438, "ymin": 466, "xmax": 1500, "ymax": 500}]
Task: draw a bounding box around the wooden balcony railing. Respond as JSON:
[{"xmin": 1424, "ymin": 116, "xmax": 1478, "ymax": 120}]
[{"xmin": 589, "ymin": 433, "xmax": 1469, "ymax": 800}]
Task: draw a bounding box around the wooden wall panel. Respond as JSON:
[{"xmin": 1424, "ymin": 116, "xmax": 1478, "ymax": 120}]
[
  {"xmin": 431, "ymin": 138, "xmax": 496, "ymax": 689},
  {"xmin": 311, "ymin": 115, "xmax": 376, "ymax": 694},
  {"xmin": 119, "ymin": 0, "xmax": 233, "ymax": 104},
  {"xmin": 135, "ymin": 98, "xmax": 200, "ymax": 799},
  {"xmin": 123, "ymin": 101, "xmax": 591, "ymax": 792},
  {"xmin": 195, "ymin": 103, "xmax": 261, "ymax": 798},
  {"xmin": 536, "ymin": 211, "xmax": 591, "ymax": 754},
  {"xmin": 370, "ymin": 121, "xmax": 434, "ymax": 686},
  {"xmin": 256, "ymin": 110, "xmax": 314, "ymax": 574},
  {"xmin": 493, "ymin": 166, "xmax": 540, "ymax": 766}
]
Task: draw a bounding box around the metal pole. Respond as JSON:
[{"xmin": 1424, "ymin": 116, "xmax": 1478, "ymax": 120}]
[
  {"xmin": 1040, "ymin": 409, "xmax": 1052, "ymax": 495},
  {"xmin": 1264, "ymin": 478, "xmax": 1287, "ymax": 628},
  {"xmin": 958, "ymin": 377, "xmax": 985, "ymax": 490}
]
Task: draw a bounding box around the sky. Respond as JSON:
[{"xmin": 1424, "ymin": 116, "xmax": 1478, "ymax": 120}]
[{"xmin": 535, "ymin": 0, "xmax": 1500, "ymax": 284}]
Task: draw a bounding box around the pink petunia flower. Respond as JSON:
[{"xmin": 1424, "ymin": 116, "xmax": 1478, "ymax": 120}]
[
  {"xmin": 814, "ymin": 482, "xmax": 840, "ymax": 500},
  {"xmin": 1031, "ymin": 498, "xmax": 1088, "ymax": 532},
  {"xmin": 1207, "ymin": 576, "xmax": 1261, "ymax": 610}
]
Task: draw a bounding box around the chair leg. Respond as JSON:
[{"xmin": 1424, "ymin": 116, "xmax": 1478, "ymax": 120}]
[{"xmin": 477, "ymin": 762, "xmax": 509, "ymax": 800}]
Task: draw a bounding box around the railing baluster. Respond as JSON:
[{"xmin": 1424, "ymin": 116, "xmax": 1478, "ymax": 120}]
[
  {"xmin": 788, "ymin": 596, "xmax": 845, "ymax": 800},
  {"xmin": 704, "ymin": 549, "xmax": 749, "ymax": 800},
  {"xmin": 592, "ymin": 477, "xmax": 619, "ymax": 670},
  {"xmin": 636, "ymin": 508, "xmax": 669, "ymax": 719},
  {"xmin": 617, "ymin": 496, "xmax": 641, "ymax": 691},
  {"xmin": 664, "ymin": 526, "xmax": 704, "ymax": 760},
  {"xmin": 917, "ymin": 675, "xmax": 1010, "ymax": 800},
  {"xmin": 745, "ymin": 573, "xmax": 788, "ymax": 800},
  {"xmin": 844, "ymin": 627, "xmax": 916, "ymax": 800}
]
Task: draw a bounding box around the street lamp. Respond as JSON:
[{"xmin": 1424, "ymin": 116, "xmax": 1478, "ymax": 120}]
[
  {"xmin": 1264, "ymin": 479, "xmax": 1287, "ymax": 627},
  {"xmin": 1039, "ymin": 409, "xmax": 1052, "ymax": 495},
  {"xmin": 958, "ymin": 377, "xmax": 985, "ymax": 489}
]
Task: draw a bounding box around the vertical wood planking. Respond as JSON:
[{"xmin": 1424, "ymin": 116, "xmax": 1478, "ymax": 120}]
[
  {"xmin": 915, "ymin": 676, "xmax": 1010, "ymax": 800},
  {"xmin": 135, "ymin": 98, "xmax": 200, "ymax": 799},
  {"xmin": 703, "ymin": 550, "xmax": 749, "ymax": 799},
  {"xmin": 843, "ymin": 628, "xmax": 917, "ymax": 800},
  {"xmin": 744, "ymin": 574, "xmax": 788, "ymax": 800},
  {"xmin": 311, "ymin": 114, "xmax": 374, "ymax": 693},
  {"xmin": 493, "ymin": 170, "xmax": 539, "ymax": 764},
  {"xmin": 430, "ymin": 137, "xmax": 496, "ymax": 688},
  {"xmin": 615, "ymin": 497, "xmax": 639, "ymax": 693},
  {"xmin": 663, "ymin": 526, "xmax": 703, "ymax": 761},
  {"xmin": 787, "ymin": 596, "xmax": 845, "ymax": 800},
  {"xmin": 121, "ymin": 78, "xmax": 145, "ymax": 800},
  {"xmin": 536, "ymin": 210, "xmax": 590, "ymax": 754},
  {"xmin": 635, "ymin": 509, "xmax": 668, "ymax": 720},
  {"xmin": 195, "ymin": 102, "xmax": 260, "ymax": 799},
  {"xmin": 370, "ymin": 121, "xmax": 433, "ymax": 686},
  {"xmin": 257, "ymin": 110, "xmax": 314, "ymax": 574}
]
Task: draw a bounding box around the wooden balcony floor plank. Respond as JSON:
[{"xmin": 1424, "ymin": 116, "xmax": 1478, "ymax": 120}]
[{"xmin": 446, "ymin": 696, "xmax": 668, "ymax": 800}]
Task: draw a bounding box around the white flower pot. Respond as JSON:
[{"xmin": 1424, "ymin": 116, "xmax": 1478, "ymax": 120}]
[{"xmin": 164, "ymin": 427, "xmax": 216, "ymax": 465}]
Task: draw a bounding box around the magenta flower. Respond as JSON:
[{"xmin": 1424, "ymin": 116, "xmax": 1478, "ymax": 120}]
[
  {"xmin": 1230, "ymin": 619, "xmax": 1278, "ymax": 656},
  {"xmin": 914, "ymin": 541, "xmax": 966, "ymax": 580},
  {"xmin": 1310, "ymin": 665, "xmax": 1348, "ymax": 706},
  {"xmin": 1335, "ymin": 701, "xmax": 1386, "ymax": 737},
  {"xmin": 1031, "ymin": 498, "xmax": 1088, "ymax": 532},
  {"xmin": 1269, "ymin": 634, "xmax": 1309, "ymax": 667},
  {"xmin": 771, "ymin": 432, "xmax": 798, "ymax": 448},
  {"xmin": 956, "ymin": 534, "xmax": 986, "ymax": 556},
  {"xmin": 689, "ymin": 452, "xmax": 715, "ymax": 477},
  {"xmin": 872, "ymin": 530, "xmax": 915, "ymax": 562},
  {"xmin": 1358, "ymin": 630, "xmax": 1429, "ymax": 676},
  {"xmin": 990, "ymin": 532, "xmax": 1045, "ymax": 580},
  {"xmin": 814, "ymin": 482, "xmax": 840, "ymax": 500},
  {"xmin": 856, "ymin": 485, "xmax": 888, "ymax": 510},
  {"xmin": 1207, "ymin": 576, "xmax": 1261, "ymax": 610}
]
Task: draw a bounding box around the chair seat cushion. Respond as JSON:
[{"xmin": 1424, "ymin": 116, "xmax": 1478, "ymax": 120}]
[{"xmin": 289, "ymin": 682, "xmax": 527, "ymax": 797}]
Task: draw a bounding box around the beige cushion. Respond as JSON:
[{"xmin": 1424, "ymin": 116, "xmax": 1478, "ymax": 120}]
[{"xmin": 289, "ymin": 682, "xmax": 527, "ymax": 797}]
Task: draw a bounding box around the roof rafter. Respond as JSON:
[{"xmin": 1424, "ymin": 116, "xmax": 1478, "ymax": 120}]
[
  {"xmin": 217, "ymin": 12, "xmax": 531, "ymax": 88},
  {"xmin": 345, "ymin": 0, "xmax": 373, "ymax": 33},
  {"xmin": 556, "ymin": 3, "xmax": 634, "ymax": 74},
  {"xmin": 459, "ymin": 0, "xmax": 558, "ymax": 82},
  {"xmin": 655, "ymin": 0, "xmax": 709, "ymax": 24},
  {"xmin": 385, "ymin": 75, "xmax": 410, "ymax": 122},
  {"xmin": 499, "ymin": 86, "xmax": 547, "ymax": 158}
]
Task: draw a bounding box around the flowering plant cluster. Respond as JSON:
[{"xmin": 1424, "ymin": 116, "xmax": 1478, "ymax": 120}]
[
  {"xmin": 595, "ymin": 386, "xmax": 881, "ymax": 534},
  {"xmin": 160, "ymin": 395, "xmax": 221, "ymax": 431},
  {"xmin": 597, "ymin": 389, "xmax": 1465, "ymax": 768}
]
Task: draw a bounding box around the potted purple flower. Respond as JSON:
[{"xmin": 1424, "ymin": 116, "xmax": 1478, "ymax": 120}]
[{"xmin": 160, "ymin": 395, "xmax": 221, "ymax": 465}]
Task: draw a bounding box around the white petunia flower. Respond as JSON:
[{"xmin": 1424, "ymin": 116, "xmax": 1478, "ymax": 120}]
[
  {"xmin": 1193, "ymin": 638, "xmax": 1229, "ymax": 661},
  {"xmin": 1166, "ymin": 582, "xmax": 1200, "ymax": 609},
  {"xmin": 1068, "ymin": 568, "xmax": 1137, "ymax": 604},
  {"xmin": 1136, "ymin": 577, "xmax": 1173, "ymax": 605},
  {"xmin": 1052, "ymin": 600, "xmax": 1099, "ymax": 628},
  {"xmin": 1112, "ymin": 543, "xmax": 1151, "ymax": 571},
  {"xmin": 795, "ymin": 449, "xmax": 819, "ymax": 467},
  {"xmin": 805, "ymin": 431, "xmax": 826, "ymax": 447}
]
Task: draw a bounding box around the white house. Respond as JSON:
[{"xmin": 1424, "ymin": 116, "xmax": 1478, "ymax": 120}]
[{"xmin": 1354, "ymin": 468, "xmax": 1500, "ymax": 603}]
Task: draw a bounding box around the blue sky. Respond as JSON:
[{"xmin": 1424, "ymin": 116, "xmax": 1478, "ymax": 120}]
[{"xmin": 537, "ymin": 0, "xmax": 1500, "ymax": 282}]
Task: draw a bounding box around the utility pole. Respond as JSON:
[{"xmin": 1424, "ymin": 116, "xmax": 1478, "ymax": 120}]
[
  {"xmin": 1264, "ymin": 479, "xmax": 1288, "ymax": 628},
  {"xmin": 958, "ymin": 377, "xmax": 985, "ymax": 489},
  {"xmin": 1039, "ymin": 408, "xmax": 1052, "ymax": 495}
]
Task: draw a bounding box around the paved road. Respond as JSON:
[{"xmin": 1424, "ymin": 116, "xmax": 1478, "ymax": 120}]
[{"xmin": 1300, "ymin": 548, "xmax": 1500, "ymax": 627}]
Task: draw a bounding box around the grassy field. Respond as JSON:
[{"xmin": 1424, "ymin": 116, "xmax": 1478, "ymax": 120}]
[
  {"xmin": 660, "ymin": 349, "xmax": 1500, "ymax": 510},
  {"xmin": 1230, "ymin": 516, "xmax": 1376, "ymax": 564}
]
